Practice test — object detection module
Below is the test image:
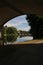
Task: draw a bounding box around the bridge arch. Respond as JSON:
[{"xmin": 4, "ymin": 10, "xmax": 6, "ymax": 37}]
[{"xmin": 0, "ymin": 0, "xmax": 43, "ymax": 45}]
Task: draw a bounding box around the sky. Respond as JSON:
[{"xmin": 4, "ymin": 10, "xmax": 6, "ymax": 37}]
[{"xmin": 4, "ymin": 15, "xmax": 31, "ymax": 31}]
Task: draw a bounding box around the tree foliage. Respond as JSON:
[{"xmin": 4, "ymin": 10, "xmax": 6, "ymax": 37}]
[
  {"xmin": 26, "ymin": 14, "xmax": 43, "ymax": 39},
  {"xmin": 4, "ymin": 26, "xmax": 18, "ymax": 42}
]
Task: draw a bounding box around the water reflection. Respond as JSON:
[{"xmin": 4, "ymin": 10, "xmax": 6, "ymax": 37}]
[
  {"xmin": 4, "ymin": 36, "xmax": 33, "ymax": 45},
  {"xmin": 16, "ymin": 36, "xmax": 33, "ymax": 42}
]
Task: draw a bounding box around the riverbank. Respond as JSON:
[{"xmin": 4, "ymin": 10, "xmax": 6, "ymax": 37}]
[
  {"xmin": 13, "ymin": 39, "xmax": 43, "ymax": 44},
  {"xmin": 0, "ymin": 39, "xmax": 43, "ymax": 45}
]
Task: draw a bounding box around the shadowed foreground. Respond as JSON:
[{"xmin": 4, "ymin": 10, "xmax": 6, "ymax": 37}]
[{"xmin": 0, "ymin": 44, "xmax": 43, "ymax": 65}]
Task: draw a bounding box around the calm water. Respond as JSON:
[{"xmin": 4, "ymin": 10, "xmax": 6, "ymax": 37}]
[
  {"xmin": 4, "ymin": 36, "xmax": 33, "ymax": 45},
  {"xmin": 16, "ymin": 36, "xmax": 33, "ymax": 42}
]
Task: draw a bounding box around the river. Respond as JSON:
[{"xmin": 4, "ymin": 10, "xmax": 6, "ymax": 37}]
[
  {"xmin": 4, "ymin": 36, "xmax": 33, "ymax": 45},
  {"xmin": 16, "ymin": 36, "xmax": 33, "ymax": 42}
]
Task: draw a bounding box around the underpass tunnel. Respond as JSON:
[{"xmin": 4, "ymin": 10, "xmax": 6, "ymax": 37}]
[
  {"xmin": 0, "ymin": 0, "xmax": 43, "ymax": 45},
  {"xmin": 0, "ymin": 13, "xmax": 43, "ymax": 45},
  {"xmin": 0, "ymin": 1, "xmax": 43, "ymax": 65}
]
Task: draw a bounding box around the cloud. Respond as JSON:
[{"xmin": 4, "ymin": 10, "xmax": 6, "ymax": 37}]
[
  {"xmin": 17, "ymin": 26, "xmax": 31, "ymax": 31},
  {"xmin": 4, "ymin": 15, "xmax": 30, "ymax": 31},
  {"xmin": 4, "ymin": 21, "xmax": 27, "ymax": 27},
  {"xmin": 4, "ymin": 15, "xmax": 28, "ymax": 26}
]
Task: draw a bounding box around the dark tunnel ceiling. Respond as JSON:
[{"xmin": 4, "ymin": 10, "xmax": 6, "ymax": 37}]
[{"xmin": 0, "ymin": 0, "xmax": 43, "ymax": 26}]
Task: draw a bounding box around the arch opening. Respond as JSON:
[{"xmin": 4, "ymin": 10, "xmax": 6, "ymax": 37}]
[
  {"xmin": 0, "ymin": 13, "xmax": 43, "ymax": 45},
  {"xmin": 3, "ymin": 14, "xmax": 33, "ymax": 45}
]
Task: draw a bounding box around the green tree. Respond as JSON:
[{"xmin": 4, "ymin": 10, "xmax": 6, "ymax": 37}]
[
  {"xmin": 26, "ymin": 14, "xmax": 43, "ymax": 39},
  {"xmin": 4, "ymin": 26, "xmax": 18, "ymax": 42}
]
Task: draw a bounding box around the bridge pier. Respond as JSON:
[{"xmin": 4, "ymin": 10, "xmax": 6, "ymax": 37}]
[{"xmin": 0, "ymin": 26, "xmax": 4, "ymax": 45}]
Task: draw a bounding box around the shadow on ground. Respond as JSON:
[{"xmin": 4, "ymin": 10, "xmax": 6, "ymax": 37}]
[{"xmin": 0, "ymin": 44, "xmax": 43, "ymax": 65}]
